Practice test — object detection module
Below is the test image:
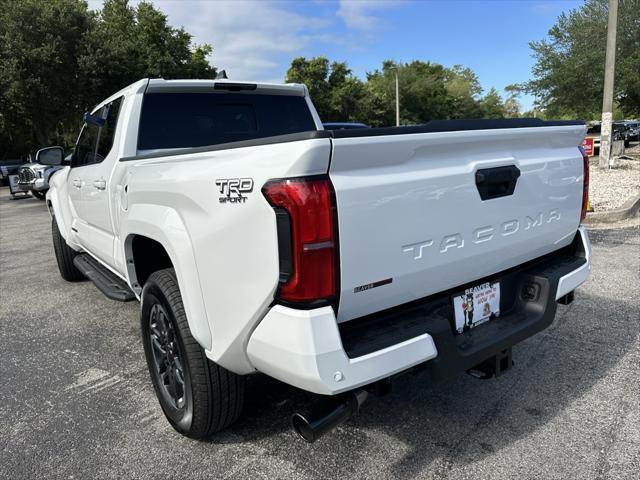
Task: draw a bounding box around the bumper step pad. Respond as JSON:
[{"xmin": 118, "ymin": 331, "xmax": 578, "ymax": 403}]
[{"xmin": 73, "ymin": 254, "xmax": 136, "ymax": 302}]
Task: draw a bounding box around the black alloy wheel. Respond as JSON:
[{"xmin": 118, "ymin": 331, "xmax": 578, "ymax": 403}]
[{"xmin": 148, "ymin": 302, "xmax": 186, "ymax": 410}]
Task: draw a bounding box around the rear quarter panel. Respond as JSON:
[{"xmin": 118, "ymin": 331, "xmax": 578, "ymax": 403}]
[{"xmin": 119, "ymin": 138, "xmax": 331, "ymax": 373}]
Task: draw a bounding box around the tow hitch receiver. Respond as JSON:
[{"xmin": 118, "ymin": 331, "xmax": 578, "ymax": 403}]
[
  {"xmin": 557, "ymin": 291, "xmax": 575, "ymax": 305},
  {"xmin": 467, "ymin": 348, "xmax": 513, "ymax": 379}
]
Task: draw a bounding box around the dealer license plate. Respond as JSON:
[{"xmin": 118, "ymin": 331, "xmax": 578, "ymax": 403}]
[{"xmin": 453, "ymin": 282, "xmax": 500, "ymax": 334}]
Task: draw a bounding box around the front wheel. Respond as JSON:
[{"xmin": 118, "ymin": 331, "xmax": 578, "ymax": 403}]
[
  {"xmin": 52, "ymin": 217, "xmax": 84, "ymax": 281},
  {"xmin": 141, "ymin": 268, "xmax": 245, "ymax": 439},
  {"xmin": 32, "ymin": 190, "xmax": 47, "ymax": 200}
]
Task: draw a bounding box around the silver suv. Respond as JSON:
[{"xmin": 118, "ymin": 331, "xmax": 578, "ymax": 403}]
[{"xmin": 17, "ymin": 160, "xmax": 65, "ymax": 200}]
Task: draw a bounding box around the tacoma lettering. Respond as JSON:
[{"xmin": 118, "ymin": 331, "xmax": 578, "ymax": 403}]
[{"xmin": 403, "ymin": 209, "xmax": 562, "ymax": 259}]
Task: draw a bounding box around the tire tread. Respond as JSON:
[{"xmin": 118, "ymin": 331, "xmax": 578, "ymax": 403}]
[
  {"xmin": 51, "ymin": 217, "xmax": 84, "ymax": 281},
  {"xmin": 145, "ymin": 268, "xmax": 245, "ymax": 439}
]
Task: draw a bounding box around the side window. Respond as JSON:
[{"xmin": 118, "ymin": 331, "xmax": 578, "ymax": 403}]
[
  {"xmin": 95, "ymin": 97, "xmax": 123, "ymax": 162},
  {"xmin": 72, "ymin": 96, "xmax": 123, "ymax": 167},
  {"xmin": 73, "ymin": 124, "xmax": 100, "ymax": 167}
]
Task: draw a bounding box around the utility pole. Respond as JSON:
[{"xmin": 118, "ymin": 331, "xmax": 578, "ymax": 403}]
[
  {"xmin": 600, "ymin": 0, "xmax": 619, "ymax": 169},
  {"xmin": 395, "ymin": 68, "xmax": 400, "ymax": 127}
]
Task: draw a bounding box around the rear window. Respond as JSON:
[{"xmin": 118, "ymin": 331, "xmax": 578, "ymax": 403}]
[{"xmin": 137, "ymin": 92, "xmax": 316, "ymax": 150}]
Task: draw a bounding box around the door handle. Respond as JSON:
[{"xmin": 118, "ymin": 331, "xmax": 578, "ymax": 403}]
[
  {"xmin": 93, "ymin": 179, "xmax": 107, "ymax": 190},
  {"xmin": 73, "ymin": 179, "xmax": 82, "ymax": 189}
]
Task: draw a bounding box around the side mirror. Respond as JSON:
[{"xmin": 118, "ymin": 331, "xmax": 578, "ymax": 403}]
[{"xmin": 35, "ymin": 146, "xmax": 65, "ymax": 166}]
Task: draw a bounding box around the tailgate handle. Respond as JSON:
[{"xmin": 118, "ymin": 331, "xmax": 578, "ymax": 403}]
[{"xmin": 475, "ymin": 165, "xmax": 520, "ymax": 200}]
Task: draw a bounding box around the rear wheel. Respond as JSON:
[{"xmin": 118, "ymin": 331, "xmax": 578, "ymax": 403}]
[
  {"xmin": 51, "ymin": 217, "xmax": 84, "ymax": 281},
  {"xmin": 141, "ymin": 268, "xmax": 245, "ymax": 439}
]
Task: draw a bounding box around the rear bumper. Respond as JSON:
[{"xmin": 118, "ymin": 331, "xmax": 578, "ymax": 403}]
[
  {"xmin": 247, "ymin": 305, "xmax": 437, "ymax": 395},
  {"xmin": 247, "ymin": 227, "xmax": 591, "ymax": 395},
  {"xmin": 556, "ymin": 227, "xmax": 591, "ymax": 300}
]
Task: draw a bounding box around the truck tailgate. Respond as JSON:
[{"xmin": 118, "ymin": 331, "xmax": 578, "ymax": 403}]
[{"xmin": 329, "ymin": 125, "xmax": 586, "ymax": 322}]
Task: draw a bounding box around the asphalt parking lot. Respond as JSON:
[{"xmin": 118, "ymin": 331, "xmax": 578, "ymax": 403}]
[{"xmin": 1, "ymin": 187, "xmax": 639, "ymax": 480}]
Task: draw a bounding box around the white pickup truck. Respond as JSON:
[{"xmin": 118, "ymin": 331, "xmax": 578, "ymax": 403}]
[{"xmin": 40, "ymin": 78, "xmax": 591, "ymax": 442}]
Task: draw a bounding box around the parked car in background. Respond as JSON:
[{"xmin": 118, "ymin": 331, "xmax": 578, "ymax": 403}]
[
  {"xmin": 623, "ymin": 120, "xmax": 639, "ymax": 142},
  {"xmin": 0, "ymin": 159, "xmax": 24, "ymax": 186},
  {"xmin": 585, "ymin": 125, "xmax": 601, "ymax": 151},
  {"xmin": 17, "ymin": 155, "xmax": 66, "ymax": 199},
  {"xmin": 323, "ymin": 122, "xmax": 370, "ymax": 130},
  {"xmin": 616, "ymin": 122, "xmax": 633, "ymax": 147},
  {"xmin": 585, "ymin": 122, "xmax": 630, "ymax": 151}
]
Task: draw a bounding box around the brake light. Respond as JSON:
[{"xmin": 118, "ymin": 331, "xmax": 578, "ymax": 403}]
[
  {"xmin": 262, "ymin": 177, "xmax": 338, "ymax": 304},
  {"xmin": 579, "ymin": 146, "xmax": 589, "ymax": 222}
]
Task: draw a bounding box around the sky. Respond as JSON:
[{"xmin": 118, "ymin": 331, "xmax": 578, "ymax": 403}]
[{"xmin": 89, "ymin": 0, "xmax": 586, "ymax": 111}]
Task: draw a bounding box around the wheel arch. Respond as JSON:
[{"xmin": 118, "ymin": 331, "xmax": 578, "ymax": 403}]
[
  {"xmin": 46, "ymin": 168, "xmax": 75, "ymax": 243},
  {"xmin": 126, "ymin": 235, "xmax": 174, "ymax": 291},
  {"xmin": 123, "ymin": 205, "xmax": 212, "ymax": 351}
]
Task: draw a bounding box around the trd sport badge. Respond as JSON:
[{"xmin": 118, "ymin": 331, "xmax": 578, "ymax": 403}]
[{"xmin": 215, "ymin": 178, "xmax": 254, "ymax": 204}]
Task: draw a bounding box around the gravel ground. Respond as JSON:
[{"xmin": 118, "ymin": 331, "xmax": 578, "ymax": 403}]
[
  {"xmin": 589, "ymin": 148, "xmax": 640, "ymax": 211},
  {"xmin": 1, "ymin": 188, "xmax": 639, "ymax": 479},
  {"xmin": 624, "ymin": 142, "xmax": 640, "ymax": 158}
]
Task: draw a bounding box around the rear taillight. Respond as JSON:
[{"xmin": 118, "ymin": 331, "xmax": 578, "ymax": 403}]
[
  {"xmin": 579, "ymin": 146, "xmax": 589, "ymax": 222},
  {"xmin": 262, "ymin": 177, "xmax": 338, "ymax": 305}
]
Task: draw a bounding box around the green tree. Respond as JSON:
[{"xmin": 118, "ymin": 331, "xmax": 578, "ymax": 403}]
[
  {"xmin": 286, "ymin": 56, "xmax": 366, "ymax": 122},
  {"xmin": 365, "ymin": 60, "xmax": 453, "ymax": 125},
  {"xmin": 398, "ymin": 60, "xmax": 452, "ymax": 123},
  {"xmin": 286, "ymin": 57, "xmax": 331, "ymax": 119},
  {"xmin": 0, "ymin": 0, "xmax": 216, "ymax": 158},
  {"xmin": 360, "ymin": 62, "xmax": 397, "ymax": 126},
  {"xmin": 503, "ymin": 85, "xmax": 522, "ymax": 118},
  {"xmin": 286, "ymin": 56, "xmax": 518, "ymax": 126},
  {"xmin": 479, "ymin": 88, "xmax": 506, "ymax": 119},
  {"xmin": 0, "ymin": 0, "xmax": 91, "ymax": 149},
  {"xmin": 79, "ymin": 0, "xmax": 216, "ymax": 114},
  {"xmin": 503, "ymin": 96, "xmax": 521, "ymax": 118},
  {"xmin": 524, "ymin": 0, "xmax": 640, "ymax": 119},
  {"xmin": 444, "ymin": 65, "xmax": 483, "ymax": 118}
]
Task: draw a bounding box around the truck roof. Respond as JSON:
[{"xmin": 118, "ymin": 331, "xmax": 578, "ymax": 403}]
[
  {"xmin": 145, "ymin": 78, "xmax": 307, "ymax": 96},
  {"xmin": 91, "ymin": 78, "xmax": 308, "ymax": 113}
]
